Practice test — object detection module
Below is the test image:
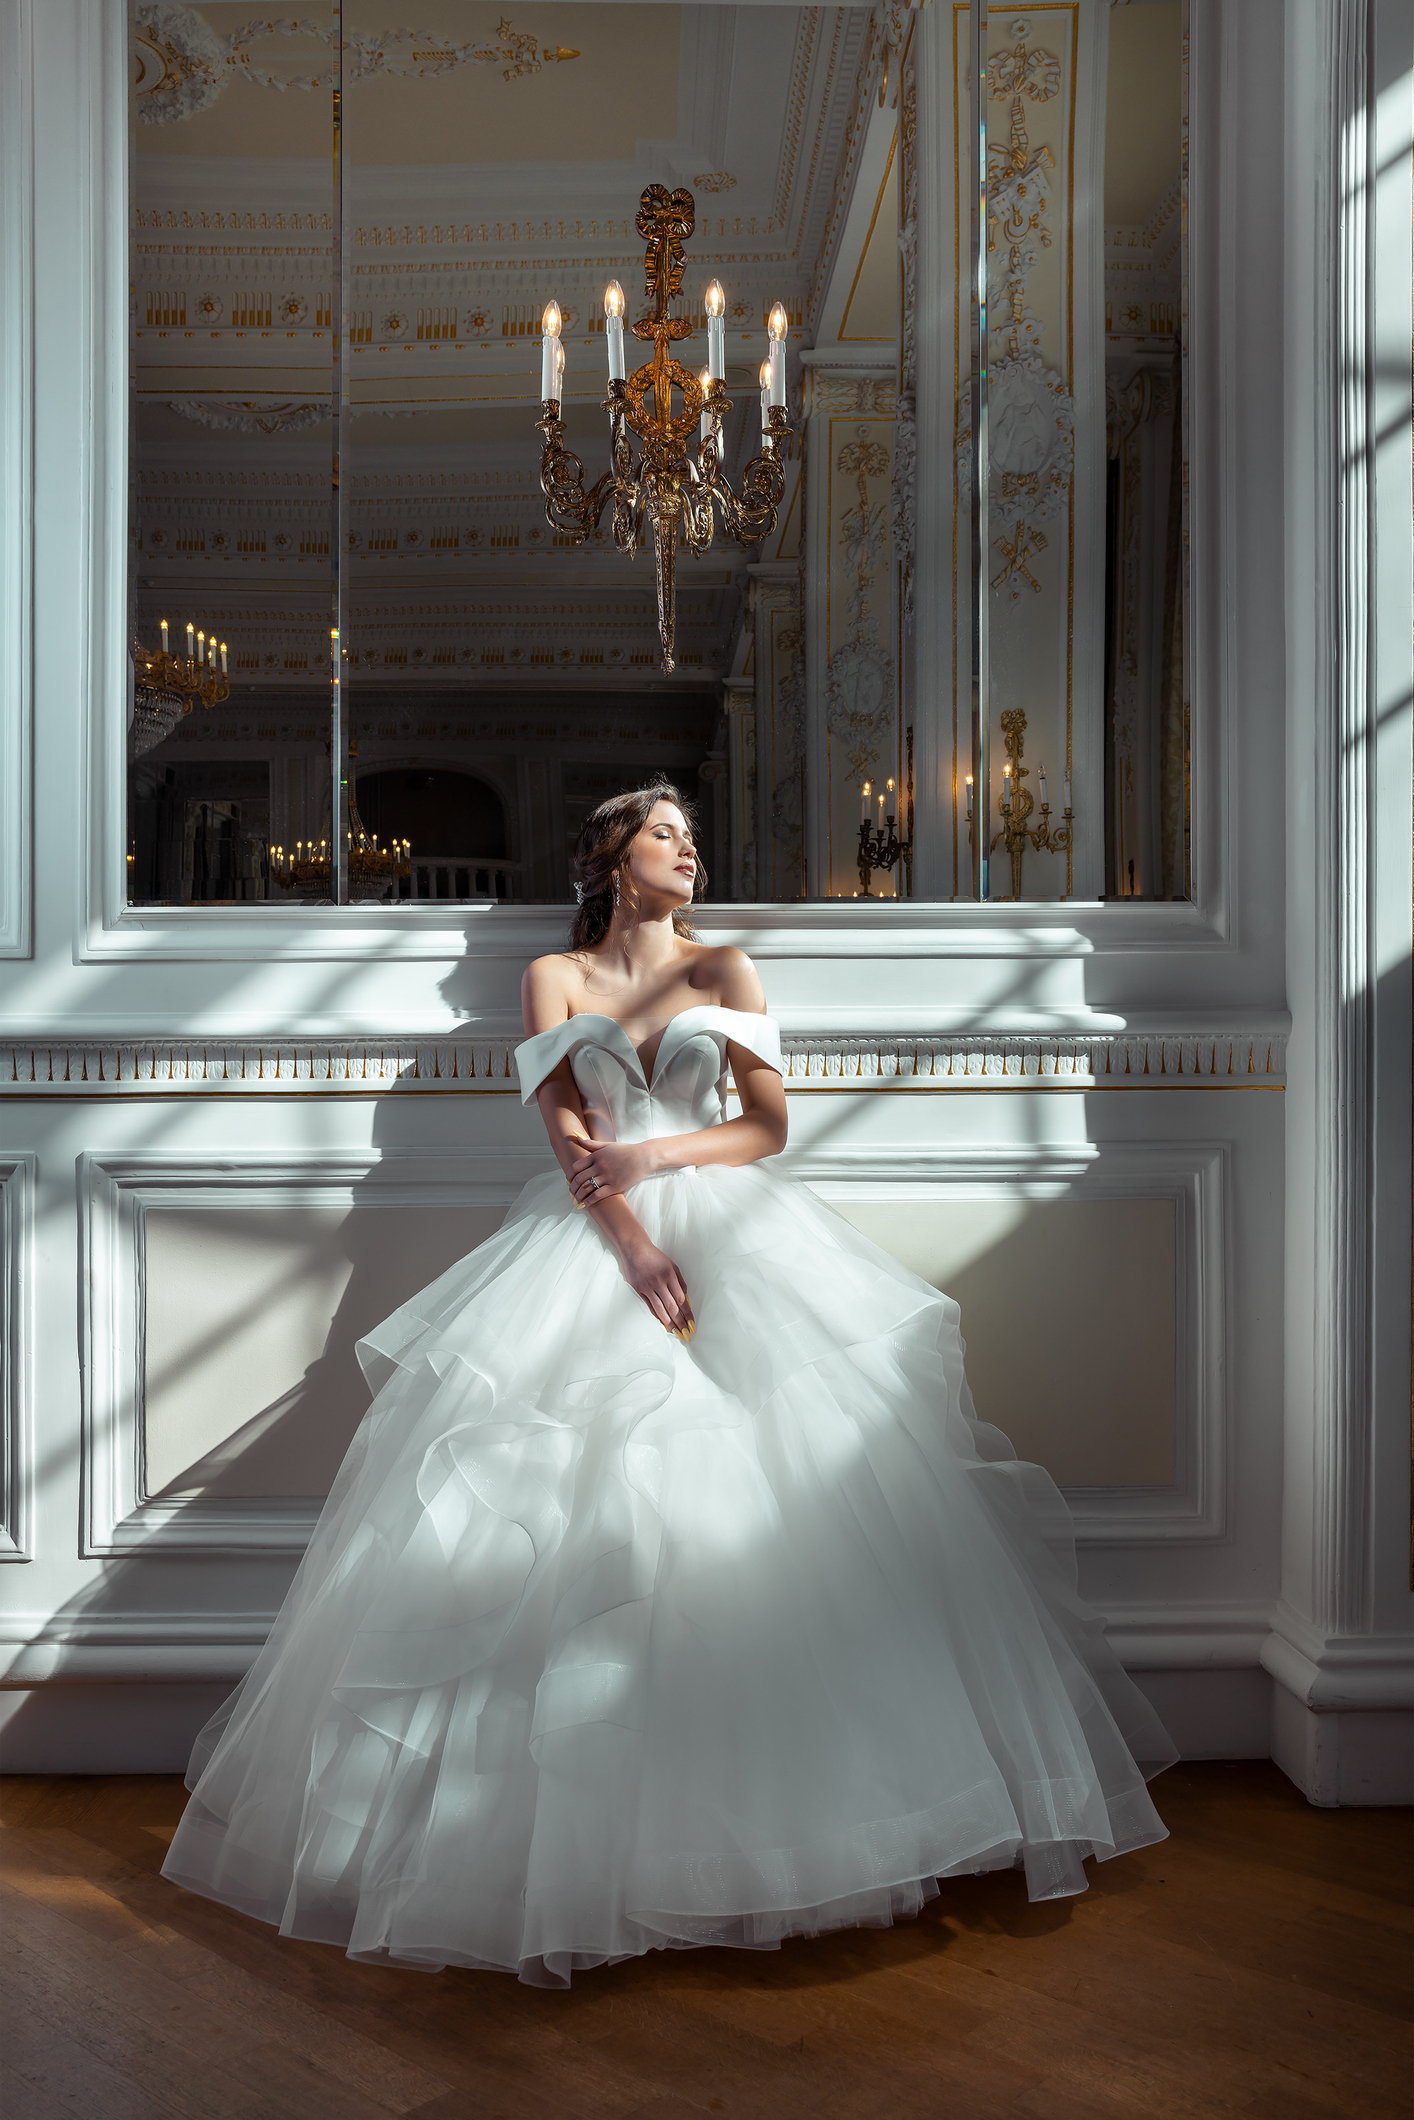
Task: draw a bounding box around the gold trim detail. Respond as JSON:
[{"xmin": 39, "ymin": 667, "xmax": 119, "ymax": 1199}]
[{"xmin": 0, "ymin": 1033, "xmax": 1287, "ymax": 1095}]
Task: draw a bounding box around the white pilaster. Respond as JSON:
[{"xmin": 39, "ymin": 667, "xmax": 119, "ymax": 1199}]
[{"xmin": 1273, "ymin": 0, "xmax": 1413, "ymax": 1803}]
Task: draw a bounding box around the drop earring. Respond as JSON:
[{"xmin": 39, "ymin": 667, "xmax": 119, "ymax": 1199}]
[{"xmin": 612, "ymin": 871, "xmax": 620, "ymax": 906}]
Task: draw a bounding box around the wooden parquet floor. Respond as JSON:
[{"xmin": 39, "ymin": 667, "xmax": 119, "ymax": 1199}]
[{"xmin": 0, "ymin": 1760, "xmax": 1408, "ymax": 2120}]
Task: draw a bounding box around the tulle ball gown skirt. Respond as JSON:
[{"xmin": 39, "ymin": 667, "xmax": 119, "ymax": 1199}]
[{"xmin": 161, "ymin": 1159, "xmax": 1176, "ymax": 1987}]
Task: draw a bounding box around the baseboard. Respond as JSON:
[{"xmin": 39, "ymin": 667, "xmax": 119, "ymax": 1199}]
[
  {"xmin": 0, "ymin": 1668, "xmax": 1282, "ymax": 1778},
  {"xmin": 1128, "ymin": 1666, "xmax": 1273, "ymax": 1759},
  {"xmin": 0, "ymin": 1682, "xmax": 233, "ymax": 1774},
  {"xmin": 1270, "ymin": 1687, "xmax": 1414, "ymax": 1807}
]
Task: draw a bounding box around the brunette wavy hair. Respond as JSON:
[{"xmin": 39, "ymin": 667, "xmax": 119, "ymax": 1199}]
[{"xmin": 568, "ymin": 781, "xmax": 706, "ymax": 952}]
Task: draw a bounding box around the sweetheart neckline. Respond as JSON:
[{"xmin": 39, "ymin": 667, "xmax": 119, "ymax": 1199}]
[{"xmin": 530, "ymin": 1005, "xmax": 768, "ymax": 1091}]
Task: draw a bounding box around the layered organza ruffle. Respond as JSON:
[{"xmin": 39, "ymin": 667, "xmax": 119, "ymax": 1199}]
[{"xmin": 162, "ymin": 1160, "xmax": 1175, "ymax": 1985}]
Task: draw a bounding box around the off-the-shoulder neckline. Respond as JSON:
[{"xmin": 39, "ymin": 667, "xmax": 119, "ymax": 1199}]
[{"xmin": 520, "ymin": 1005, "xmax": 775, "ymax": 1090}]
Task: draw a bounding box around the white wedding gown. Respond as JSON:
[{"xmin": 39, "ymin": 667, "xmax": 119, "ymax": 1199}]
[{"xmin": 162, "ymin": 1006, "xmax": 1176, "ymax": 1986}]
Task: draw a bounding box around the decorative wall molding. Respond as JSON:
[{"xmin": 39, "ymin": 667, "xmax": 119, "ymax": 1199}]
[
  {"xmin": 73, "ymin": 1138, "xmax": 1224, "ymax": 1560},
  {"xmin": 0, "ymin": 0, "xmax": 33, "ymax": 960},
  {"xmin": 0, "ymin": 1160, "xmax": 35, "ymax": 1562},
  {"xmin": 0, "ymin": 1597, "xmax": 1287, "ymax": 1690},
  {"xmin": 5, "ymin": 1027, "xmax": 1287, "ymax": 1096},
  {"xmin": 78, "ymin": 1149, "xmax": 544, "ymax": 1556},
  {"xmin": 801, "ymin": 1138, "xmax": 1229, "ymax": 1544}
]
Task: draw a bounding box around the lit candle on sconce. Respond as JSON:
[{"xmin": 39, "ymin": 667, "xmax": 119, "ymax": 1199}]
[
  {"xmin": 220, "ymin": 641, "xmax": 227, "ymax": 673},
  {"xmin": 159, "ymin": 619, "xmax": 168, "ymax": 655},
  {"xmin": 886, "ymin": 776, "xmax": 895, "ymax": 818},
  {"xmin": 759, "ymin": 359, "xmax": 771, "ymax": 445},
  {"xmin": 603, "ymin": 280, "xmax": 626, "ymax": 381},
  {"xmin": 861, "ymin": 779, "xmax": 871, "ymax": 823},
  {"xmin": 1002, "ymin": 760, "xmax": 1012, "ymax": 811},
  {"xmin": 965, "ymin": 773, "xmax": 974, "ymax": 820},
  {"xmin": 186, "ymin": 622, "xmax": 195, "ymax": 661},
  {"xmin": 877, "ymin": 789, "xmax": 886, "ymax": 830},
  {"xmin": 767, "ymin": 302, "xmax": 788, "ymax": 405},
  {"xmin": 541, "ymin": 299, "xmax": 562, "ymax": 401},
  {"xmin": 705, "ymin": 279, "xmax": 725, "ymax": 380},
  {"xmin": 197, "ymin": 629, "xmax": 205, "ymax": 668}
]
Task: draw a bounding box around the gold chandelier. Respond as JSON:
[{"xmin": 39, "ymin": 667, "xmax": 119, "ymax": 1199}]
[
  {"xmin": 130, "ymin": 619, "xmax": 230, "ymax": 755},
  {"xmin": 534, "ymin": 184, "xmax": 792, "ymax": 675},
  {"xmin": 270, "ymin": 810, "xmax": 412, "ymax": 894},
  {"xmin": 271, "ymin": 738, "xmax": 412, "ymax": 894}
]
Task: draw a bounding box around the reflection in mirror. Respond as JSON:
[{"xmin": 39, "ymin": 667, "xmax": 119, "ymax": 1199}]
[
  {"xmin": 1101, "ymin": 0, "xmax": 1188, "ymax": 901},
  {"xmin": 339, "ymin": 1, "xmax": 909, "ymax": 903},
  {"xmin": 955, "ymin": 0, "xmax": 1189, "ymax": 904},
  {"xmin": 126, "ymin": 3, "xmax": 336, "ymax": 904},
  {"xmin": 123, "ymin": 3, "xmax": 1187, "ymax": 911}
]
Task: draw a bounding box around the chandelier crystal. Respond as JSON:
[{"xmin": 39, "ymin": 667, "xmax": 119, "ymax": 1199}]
[
  {"xmin": 534, "ymin": 185, "xmax": 792, "ymax": 675},
  {"xmin": 130, "ymin": 618, "xmax": 230, "ymax": 755}
]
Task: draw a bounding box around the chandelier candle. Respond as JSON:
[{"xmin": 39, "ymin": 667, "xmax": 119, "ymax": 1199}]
[
  {"xmin": 603, "ymin": 281, "xmax": 626, "ymax": 381},
  {"xmin": 705, "ymin": 280, "xmax": 725, "ymax": 380},
  {"xmin": 541, "ymin": 301, "xmax": 562, "ymax": 402},
  {"xmin": 159, "ymin": 619, "xmax": 168, "ymax": 654},
  {"xmin": 767, "ymin": 303, "xmax": 788, "ymax": 404}
]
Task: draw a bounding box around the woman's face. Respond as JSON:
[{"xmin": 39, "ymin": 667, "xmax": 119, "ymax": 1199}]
[{"xmin": 627, "ymin": 801, "xmax": 697, "ymax": 908}]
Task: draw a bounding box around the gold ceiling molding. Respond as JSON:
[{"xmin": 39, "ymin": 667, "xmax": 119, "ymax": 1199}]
[
  {"xmin": 0, "ymin": 1031, "xmax": 1287, "ymax": 1097},
  {"xmin": 693, "ymin": 173, "xmax": 738, "ymax": 194},
  {"xmin": 134, "ymin": 6, "xmax": 578, "ymax": 128}
]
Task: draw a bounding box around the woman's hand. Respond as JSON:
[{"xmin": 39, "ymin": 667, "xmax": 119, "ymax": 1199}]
[
  {"xmin": 616, "ymin": 1233, "xmax": 696, "ymax": 1340},
  {"xmin": 567, "ymin": 1133, "xmax": 661, "ymax": 1206}
]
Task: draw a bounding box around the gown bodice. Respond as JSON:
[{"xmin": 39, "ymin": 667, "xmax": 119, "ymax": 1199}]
[{"xmin": 514, "ymin": 1007, "xmax": 784, "ymax": 1145}]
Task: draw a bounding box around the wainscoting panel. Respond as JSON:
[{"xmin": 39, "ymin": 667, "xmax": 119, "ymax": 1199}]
[
  {"xmin": 78, "ymin": 1137, "xmax": 1225, "ymax": 1558},
  {"xmin": 805, "ymin": 1143, "xmax": 1226, "ymax": 1544},
  {"xmin": 0, "ymin": 1156, "xmax": 35, "ymax": 1560},
  {"xmin": 79, "ymin": 1150, "xmax": 541, "ymax": 1555},
  {"xmin": 838, "ymin": 1197, "xmax": 1176, "ymax": 1488}
]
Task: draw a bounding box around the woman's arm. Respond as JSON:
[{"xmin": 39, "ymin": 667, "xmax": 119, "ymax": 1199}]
[
  {"xmin": 521, "ymin": 958, "xmax": 695, "ymax": 1337},
  {"xmin": 564, "ymin": 1050, "xmax": 785, "ymax": 1203}
]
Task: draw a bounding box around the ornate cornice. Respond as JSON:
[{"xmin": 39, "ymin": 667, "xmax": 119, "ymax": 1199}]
[{"xmin": 0, "ymin": 1028, "xmax": 1287, "ymax": 1095}]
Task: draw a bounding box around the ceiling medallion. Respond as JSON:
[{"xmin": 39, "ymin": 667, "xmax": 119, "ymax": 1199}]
[{"xmin": 533, "ymin": 185, "xmax": 792, "ymax": 677}]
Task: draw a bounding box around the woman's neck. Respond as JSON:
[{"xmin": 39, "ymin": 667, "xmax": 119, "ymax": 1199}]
[{"xmin": 590, "ymin": 908, "xmax": 683, "ymax": 991}]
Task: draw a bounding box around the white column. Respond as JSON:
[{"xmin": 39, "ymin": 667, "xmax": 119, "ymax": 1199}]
[{"xmin": 1272, "ymin": 0, "xmax": 1413, "ymax": 1805}]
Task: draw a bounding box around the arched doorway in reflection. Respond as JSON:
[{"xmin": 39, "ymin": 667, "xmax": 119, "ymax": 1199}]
[{"xmin": 355, "ymin": 768, "xmax": 513, "ymax": 901}]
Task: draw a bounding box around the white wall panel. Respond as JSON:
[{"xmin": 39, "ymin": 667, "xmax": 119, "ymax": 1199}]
[
  {"xmin": 79, "ymin": 1150, "xmax": 539, "ymax": 1554},
  {"xmin": 0, "ymin": 1158, "xmax": 36, "ymax": 1561}
]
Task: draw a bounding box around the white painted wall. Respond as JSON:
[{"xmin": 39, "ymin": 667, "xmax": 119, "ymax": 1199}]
[{"xmin": 0, "ymin": 0, "xmax": 1408, "ymax": 1800}]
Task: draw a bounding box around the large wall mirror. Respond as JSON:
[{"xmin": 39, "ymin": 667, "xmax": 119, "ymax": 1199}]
[{"xmin": 127, "ymin": 0, "xmax": 1188, "ymax": 909}]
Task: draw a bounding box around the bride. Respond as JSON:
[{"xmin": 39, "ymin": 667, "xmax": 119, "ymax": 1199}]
[{"xmin": 162, "ymin": 782, "xmax": 1175, "ymax": 1987}]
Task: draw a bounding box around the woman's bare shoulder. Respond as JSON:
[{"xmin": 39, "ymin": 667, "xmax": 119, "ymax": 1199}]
[
  {"xmin": 689, "ymin": 944, "xmax": 766, "ymax": 1014},
  {"xmin": 521, "ymin": 953, "xmax": 585, "ymax": 1035}
]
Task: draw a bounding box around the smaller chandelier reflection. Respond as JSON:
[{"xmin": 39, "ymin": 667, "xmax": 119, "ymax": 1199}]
[
  {"xmin": 271, "ymin": 816, "xmax": 412, "ymax": 894},
  {"xmin": 130, "ymin": 618, "xmax": 229, "ymax": 755},
  {"xmin": 272, "ymin": 739, "xmax": 412, "ymax": 898},
  {"xmin": 534, "ymin": 184, "xmax": 792, "ymax": 675}
]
